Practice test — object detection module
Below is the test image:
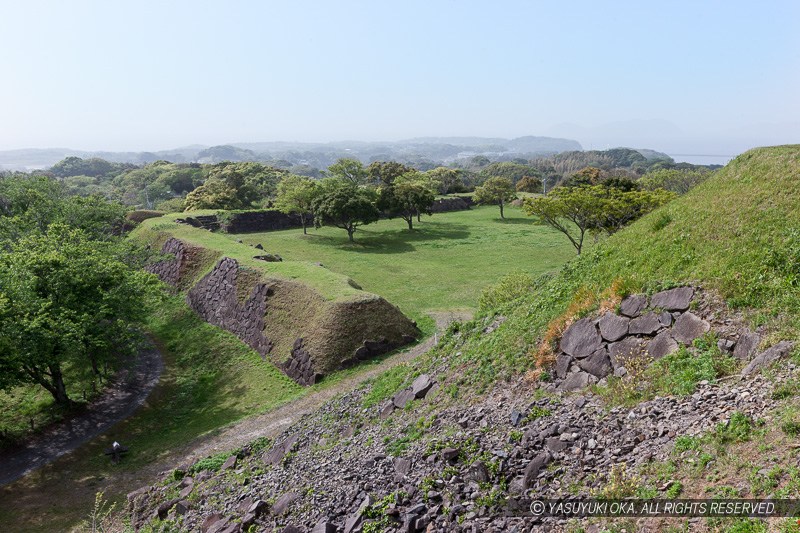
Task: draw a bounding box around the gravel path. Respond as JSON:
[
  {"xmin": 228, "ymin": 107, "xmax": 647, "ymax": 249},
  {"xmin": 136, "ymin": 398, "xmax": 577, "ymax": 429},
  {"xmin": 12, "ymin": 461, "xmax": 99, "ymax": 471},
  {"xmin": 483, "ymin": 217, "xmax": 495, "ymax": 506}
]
[{"xmin": 0, "ymin": 346, "xmax": 164, "ymax": 486}]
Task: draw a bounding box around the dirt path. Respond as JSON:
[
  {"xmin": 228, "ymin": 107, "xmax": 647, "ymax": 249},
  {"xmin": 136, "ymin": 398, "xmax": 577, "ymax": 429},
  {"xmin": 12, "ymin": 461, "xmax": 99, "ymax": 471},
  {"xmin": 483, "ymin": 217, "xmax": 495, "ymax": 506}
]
[
  {"xmin": 169, "ymin": 310, "xmax": 473, "ymax": 463},
  {"xmin": 0, "ymin": 347, "xmax": 164, "ymax": 486}
]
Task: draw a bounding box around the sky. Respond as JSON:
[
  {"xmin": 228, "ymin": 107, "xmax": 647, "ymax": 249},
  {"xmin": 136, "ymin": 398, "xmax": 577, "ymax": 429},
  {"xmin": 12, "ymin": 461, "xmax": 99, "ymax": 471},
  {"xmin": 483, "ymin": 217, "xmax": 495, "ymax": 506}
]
[{"xmin": 0, "ymin": 0, "xmax": 798, "ymax": 155}]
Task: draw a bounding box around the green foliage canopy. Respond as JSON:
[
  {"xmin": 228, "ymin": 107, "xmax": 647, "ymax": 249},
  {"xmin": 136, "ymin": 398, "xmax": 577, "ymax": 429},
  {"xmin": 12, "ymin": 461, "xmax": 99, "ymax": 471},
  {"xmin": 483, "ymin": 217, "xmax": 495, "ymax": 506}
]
[{"xmin": 312, "ymin": 179, "xmax": 380, "ymax": 242}]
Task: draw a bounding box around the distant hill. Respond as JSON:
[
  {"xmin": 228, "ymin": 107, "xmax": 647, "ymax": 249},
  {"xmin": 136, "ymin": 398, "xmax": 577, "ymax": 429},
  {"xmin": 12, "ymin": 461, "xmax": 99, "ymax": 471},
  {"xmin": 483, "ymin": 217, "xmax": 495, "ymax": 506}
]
[{"xmin": 0, "ymin": 135, "xmax": 583, "ymax": 170}]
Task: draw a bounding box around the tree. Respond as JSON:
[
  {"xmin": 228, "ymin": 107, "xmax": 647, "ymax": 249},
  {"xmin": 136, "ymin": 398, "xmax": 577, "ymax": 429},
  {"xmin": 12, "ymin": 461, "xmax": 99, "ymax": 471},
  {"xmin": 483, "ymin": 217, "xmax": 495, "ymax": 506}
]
[
  {"xmin": 473, "ymin": 177, "xmax": 516, "ymax": 219},
  {"xmin": 366, "ymin": 161, "xmax": 411, "ymax": 187},
  {"xmin": 522, "ymin": 186, "xmax": 604, "ymax": 254},
  {"xmin": 274, "ymin": 175, "xmax": 319, "ymax": 234},
  {"xmin": 523, "ymin": 185, "xmax": 676, "ymax": 254},
  {"xmin": 638, "ymin": 168, "xmax": 711, "ymax": 195},
  {"xmin": 425, "ymin": 167, "xmax": 467, "ymax": 194},
  {"xmin": 327, "ymin": 158, "xmax": 368, "ymax": 186},
  {"xmin": 480, "ymin": 161, "xmax": 541, "ymax": 185},
  {"xmin": 379, "ymin": 173, "xmax": 436, "ymax": 230},
  {"xmin": 0, "ymin": 225, "xmax": 156, "ymax": 404},
  {"xmin": 515, "ymin": 175, "xmax": 543, "ymax": 193},
  {"xmin": 312, "ymin": 180, "xmax": 380, "ymax": 242},
  {"xmin": 561, "ymin": 166, "xmax": 602, "ymax": 188}
]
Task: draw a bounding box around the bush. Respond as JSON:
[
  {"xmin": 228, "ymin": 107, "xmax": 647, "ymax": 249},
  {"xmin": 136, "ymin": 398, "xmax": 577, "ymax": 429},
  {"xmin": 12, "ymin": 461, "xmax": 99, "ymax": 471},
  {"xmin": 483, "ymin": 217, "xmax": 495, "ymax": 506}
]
[{"xmin": 478, "ymin": 271, "xmax": 540, "ymax": 313}]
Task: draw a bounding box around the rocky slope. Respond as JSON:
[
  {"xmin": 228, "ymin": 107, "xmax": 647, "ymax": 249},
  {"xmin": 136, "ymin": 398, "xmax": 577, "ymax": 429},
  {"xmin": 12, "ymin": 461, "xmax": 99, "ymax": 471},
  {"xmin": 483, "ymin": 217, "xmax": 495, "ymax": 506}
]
[{"xmin": 126, "ymin": 287, "xmax": 796, "ymax": 532}]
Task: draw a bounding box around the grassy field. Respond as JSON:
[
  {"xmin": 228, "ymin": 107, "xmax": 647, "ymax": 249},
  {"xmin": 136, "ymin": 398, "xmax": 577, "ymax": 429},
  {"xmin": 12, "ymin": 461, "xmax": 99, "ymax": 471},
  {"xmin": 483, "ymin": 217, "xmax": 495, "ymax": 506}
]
[{"xmin": 229, "ymin": 204, "xmax": 576, "ymax": 326}]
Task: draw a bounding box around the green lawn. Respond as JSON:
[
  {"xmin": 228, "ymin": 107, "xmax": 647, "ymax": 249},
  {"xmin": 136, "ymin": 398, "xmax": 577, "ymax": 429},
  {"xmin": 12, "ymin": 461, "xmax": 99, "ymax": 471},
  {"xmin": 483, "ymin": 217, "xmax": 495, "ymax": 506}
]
[{"xmin": 230, "ymin": 205, "xmax": 575, "ymax": 324}]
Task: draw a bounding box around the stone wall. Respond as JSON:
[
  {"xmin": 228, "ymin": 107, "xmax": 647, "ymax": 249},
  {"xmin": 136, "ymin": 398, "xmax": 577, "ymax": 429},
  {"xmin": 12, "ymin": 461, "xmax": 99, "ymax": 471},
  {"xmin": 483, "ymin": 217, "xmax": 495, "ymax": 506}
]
[
  {"xmin": 219, "ymin": 210, "xmax": 313, "ymax": 233},
  {"xmin": 429, "ymin": 196, "xmax": 473, "ymax": 213},
  {"xmin": 553, "ymin": 286, "xmax": 792, "ymax": 391},
  {"xmin": 146, "ymin": 237, "xmax": 191, "ymax": 286},
  {"xmin": 186, "ymin": 257, "xmax": 275, "ymax": 358}
]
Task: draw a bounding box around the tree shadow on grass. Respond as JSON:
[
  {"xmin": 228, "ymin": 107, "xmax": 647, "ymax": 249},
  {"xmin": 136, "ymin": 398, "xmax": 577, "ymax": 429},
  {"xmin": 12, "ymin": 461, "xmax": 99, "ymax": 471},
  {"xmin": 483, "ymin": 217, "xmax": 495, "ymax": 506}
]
[
  {"xmin": 340, "ymin": 224, "xmax": 471, "ymax": 254},
  {"xmin": 493, "ymin": 217, "xmax": 536, "ymax": 225}
]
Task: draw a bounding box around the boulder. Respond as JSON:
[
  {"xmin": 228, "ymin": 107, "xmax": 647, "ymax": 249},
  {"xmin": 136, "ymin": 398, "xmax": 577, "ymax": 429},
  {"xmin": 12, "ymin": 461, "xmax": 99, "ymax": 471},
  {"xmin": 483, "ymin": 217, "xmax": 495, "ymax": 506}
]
[
  {"xmin": 201, "ymin": 514, "xmax": 225, "ymax": 533},
  {"xmin": 545, "ymin": 437, "xmax": 568, "ymax": 453},
  {"xmin": 392, "ymin": 388, "xmax": 416, "ymax": 409},
  {"xmin": 559, "ymin": 318, "xmax": 602, "ymax": 358},
  {"xmin": 555, "ymin": 354, "xmax": 572, "ymax": 379},
  {"xmin": 608, "ymin": 337, "xmax": 646, "ymax": 368},
  {"xmin": 271, "ymin": 492, "xmax": 299, "ymax": 515},
  {"xmin": 658, "ymin": 311, "xmax": 674, "ymax": 327},
  {"xmin": 466, "ymin": 462, "xmax": 490, "ymax": 483},
  {"xmin": 523, "ymin": 452, "xmax": 551, "ymax": 489},
  {"xmin": 577, "ymin": 348, "xmax": 613, "ymax": 378},
  {"xmin": 441, "ymin": 447, "xmax": 460, "ymax": 461},
  {"xmin": 619, "ymin": 294, "xmax": 647, "ymax": 317},
  {"xmin": 672, "ymin": 312, "xmax": 710, "ymax": 345},
  {"xmin": 734, "ymin": 331, "xmax": 761, "ymax": 360},
  {"xmin": 647, "ymin": 330, "xmax": 679, "ymax": 360},
  {"xmin": 281, "ymin": 526, "xmax": 302, "ymax": 533},
  {"xmin": 220, "ymin": 455, "xmax": 237, "ymax": 471},
  {"xmin": 557, "ymin": 371, "xmax": 596, "ymax": 391},
  {"xmin": 650, "ymin": 287, "xmax": 694, "ymax": 311},
  {"xmin": 312, "ymin": 520, "xmax": 338, "ymax": 533},
  {"xmin": 598, "ymin": 312, "xmax": 629, "ymax": 342},
  {"xmin": 742, "ymin": 341, "xmax": 794, "ymax": 376},
  {"xmin": 629, "ymin": 312, "xmax": 662, "ymax": 336},
  {"xmin": 393, "ymin": 457, "xmax": 412, "ymax": 476},
  {"xmin": 379, "ymin": 401, "xmax": 395, "ymax": 419},
  {"xmin": 411, "ymin": 374, "xmax": 434, "ymax": 398}
]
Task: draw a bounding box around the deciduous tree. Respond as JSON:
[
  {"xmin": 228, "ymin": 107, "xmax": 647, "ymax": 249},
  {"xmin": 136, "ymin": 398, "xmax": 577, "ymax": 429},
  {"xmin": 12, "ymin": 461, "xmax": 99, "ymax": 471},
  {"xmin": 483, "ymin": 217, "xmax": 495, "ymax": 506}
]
[
  {"xmin": 474, "ymin": 177, "xmax": 516, "ymax": 219},
  {"xmin": 274, "ymin": 175, "xmax": 319, "ymax": 234}
]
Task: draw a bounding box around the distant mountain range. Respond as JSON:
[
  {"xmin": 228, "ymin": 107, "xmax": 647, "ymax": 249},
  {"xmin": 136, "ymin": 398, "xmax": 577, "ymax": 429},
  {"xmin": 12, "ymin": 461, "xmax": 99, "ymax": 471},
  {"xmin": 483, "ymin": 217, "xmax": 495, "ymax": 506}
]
[{"xmin": 0, "ymin": 136, "xmax": 583, "ymax": 170}]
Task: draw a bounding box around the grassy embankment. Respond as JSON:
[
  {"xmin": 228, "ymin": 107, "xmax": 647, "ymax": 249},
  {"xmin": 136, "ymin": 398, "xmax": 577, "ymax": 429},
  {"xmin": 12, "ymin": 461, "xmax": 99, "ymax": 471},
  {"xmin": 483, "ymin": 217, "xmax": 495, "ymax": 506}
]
[{"xmin": 404, "ymin": 145, "xmax": 800, "ymax": 531}]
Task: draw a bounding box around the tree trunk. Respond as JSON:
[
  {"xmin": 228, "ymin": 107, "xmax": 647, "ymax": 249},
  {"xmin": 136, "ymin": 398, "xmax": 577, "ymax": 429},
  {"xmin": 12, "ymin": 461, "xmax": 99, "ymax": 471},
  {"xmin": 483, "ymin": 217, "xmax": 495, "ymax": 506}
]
[
  {"xmin": 347, "ymin": 227, "xmax": 355, "ymax": 242},
  {"xmin": 48, "ymin": 364, "xmax": 70, "ymax": 404},
  {"xmin": 416, "ymin": 210, "xmax": 421, "ymax": 222},
  {"xmin": 499, "ymin": 201, "xmax": 505, "ymax": 219},
  {"xmin": 406, "ymin": 216, "xmax": 413, "ymax": 230},
  {"xmin": 301, "ymin": 217, "xmax": 307, "ymax": 235}
]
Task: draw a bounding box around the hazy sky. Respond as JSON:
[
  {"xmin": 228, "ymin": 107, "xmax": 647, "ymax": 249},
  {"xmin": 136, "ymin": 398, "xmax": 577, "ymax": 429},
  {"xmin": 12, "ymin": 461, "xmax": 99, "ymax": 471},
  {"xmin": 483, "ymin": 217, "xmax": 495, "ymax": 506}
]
[{"xmin": 1, "ymin": 0, "xmax": 798, "ymax": 154}]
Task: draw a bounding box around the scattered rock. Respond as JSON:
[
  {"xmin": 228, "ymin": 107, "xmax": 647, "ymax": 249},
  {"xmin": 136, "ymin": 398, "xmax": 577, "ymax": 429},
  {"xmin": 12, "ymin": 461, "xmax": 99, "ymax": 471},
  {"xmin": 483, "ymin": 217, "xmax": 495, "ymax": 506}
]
[
  {"xmin": 742, "ymin": 341, "xmax": 794, "ymax": 376},
  {"xmin": 650, "ymin": 287, "xmax": 694, "ymax": 312},
  {"xmin": 734, "ymin": 331, "xmax": 761, "ymax": 360},
  {"xmin": 555, "ymin": 354, "xmax": 572, "ymax": 379},
  {"xmin": 510, "ymin": 408, "xmax": 524, "ymax": 426},
  {"xmin": 411, "ymin": 374, "xmax": 434, "ymax": 398},
  {"xmin": 608, "ymin": 337, "xmax": 646, "ymax": 367},
  {"xmin": 392, "ymin": 388, "xmax": 416, "ymax": 409},
  {"xmin": 272, "ymin": 492, "xmax": 299, "ymax": 515},
  {"xmin": 221, "ymin": 455, "xmax": 237, "ymax": 471}
]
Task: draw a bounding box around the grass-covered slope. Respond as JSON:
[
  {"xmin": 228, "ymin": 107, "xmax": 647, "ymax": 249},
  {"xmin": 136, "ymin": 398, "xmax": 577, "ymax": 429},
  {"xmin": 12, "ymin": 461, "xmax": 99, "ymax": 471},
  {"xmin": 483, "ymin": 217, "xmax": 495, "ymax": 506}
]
[{"xmin": 437, "ymin": 145, "xmax": 800, "ymax": 388}]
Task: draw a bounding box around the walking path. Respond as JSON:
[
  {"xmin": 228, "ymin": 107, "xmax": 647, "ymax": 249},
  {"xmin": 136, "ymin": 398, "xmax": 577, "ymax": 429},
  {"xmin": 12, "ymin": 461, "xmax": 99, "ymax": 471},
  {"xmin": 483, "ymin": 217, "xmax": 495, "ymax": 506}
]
[{"xmin": 0, "ymin": 347, "xmax": 164, "ymax": 486}]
